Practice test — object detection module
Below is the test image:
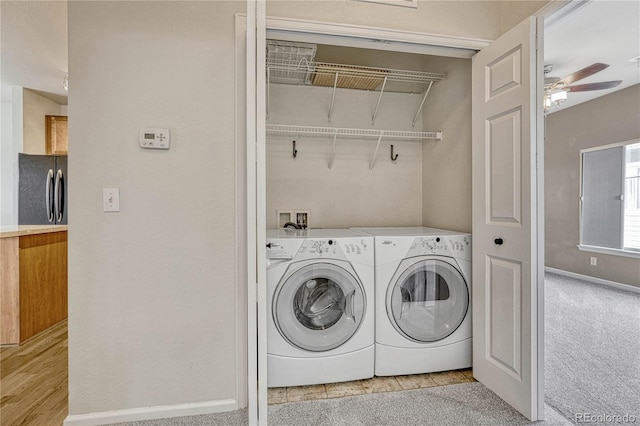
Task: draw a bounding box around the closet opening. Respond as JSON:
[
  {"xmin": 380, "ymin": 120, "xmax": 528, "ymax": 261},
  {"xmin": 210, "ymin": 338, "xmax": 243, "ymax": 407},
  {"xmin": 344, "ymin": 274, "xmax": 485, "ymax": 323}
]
[{"xmin": 263, "ymin": 34, "xmax": 476, "ymax": 404}]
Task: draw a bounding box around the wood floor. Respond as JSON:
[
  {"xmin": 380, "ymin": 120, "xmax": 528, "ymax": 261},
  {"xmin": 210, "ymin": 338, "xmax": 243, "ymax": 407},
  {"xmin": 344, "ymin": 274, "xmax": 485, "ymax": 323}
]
[
  {"xmin": 0, "ymin": 319, "xmax": 68, "ymax": 426},
  {"xmin": 268, "ymin": 368, "xmax": 476, "ymax": 404}
]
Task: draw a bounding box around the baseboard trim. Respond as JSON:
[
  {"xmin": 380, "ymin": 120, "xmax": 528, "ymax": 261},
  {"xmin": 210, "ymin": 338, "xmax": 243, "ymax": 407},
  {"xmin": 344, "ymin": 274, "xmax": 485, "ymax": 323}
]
[
  {"xmin": 63, "ymin": 399, "xmax": 238, "ymax": 426},
  {"xmin": 545, "ymin": 267, "xmax": 640, "ymax": 294}
]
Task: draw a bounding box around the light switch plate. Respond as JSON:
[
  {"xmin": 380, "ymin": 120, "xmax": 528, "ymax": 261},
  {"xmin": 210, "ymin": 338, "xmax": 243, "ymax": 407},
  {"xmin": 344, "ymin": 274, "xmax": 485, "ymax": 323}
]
[{"xmin": 103, "ymin": 188, "xmax": 120, "ymax": 212}]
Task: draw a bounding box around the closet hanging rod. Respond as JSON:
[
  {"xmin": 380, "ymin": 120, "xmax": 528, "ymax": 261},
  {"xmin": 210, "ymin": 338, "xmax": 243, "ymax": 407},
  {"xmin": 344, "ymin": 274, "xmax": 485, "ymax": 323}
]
[{"xmin": 266, "ymin": 124, "xmax": 442, "ymax": 141}]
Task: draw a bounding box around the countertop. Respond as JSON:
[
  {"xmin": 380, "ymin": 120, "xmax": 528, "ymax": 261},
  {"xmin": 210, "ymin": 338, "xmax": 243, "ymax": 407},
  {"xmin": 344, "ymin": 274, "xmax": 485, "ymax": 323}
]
[{"xmin": 0, "ymin": 225, "xmax": 68, "ymax": 239}]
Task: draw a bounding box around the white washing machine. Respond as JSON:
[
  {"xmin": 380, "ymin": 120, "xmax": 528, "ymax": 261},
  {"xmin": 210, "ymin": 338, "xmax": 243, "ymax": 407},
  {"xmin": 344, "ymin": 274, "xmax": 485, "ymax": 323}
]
[
  {"xmin": 353, "ymin": 227, "xmax": 472, "ymax": 376},
  {"xmin": 266, "ymin": 229, "xmax": 375, "ymax": 387}
]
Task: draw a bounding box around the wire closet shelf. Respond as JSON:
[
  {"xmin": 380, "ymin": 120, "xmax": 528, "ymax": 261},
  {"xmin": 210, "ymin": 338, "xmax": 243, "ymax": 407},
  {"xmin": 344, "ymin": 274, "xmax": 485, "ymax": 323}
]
[
  {"xmin": 267, "ymin": 125, "xmax": 442, "ymax": 171},
  {"xmin": 266, "ymin": 40, "xmax": 446, "ymax": 93},
  {"xmin": 265, "ymin": 41, "xmax": 445, "ymax": 170},
  {"xmin": 267, "ymin": 58, "xmax": 446, "ymax": 94},
  {"xmin": 266, "ymin": 124, "xmax": 441, "ymax": 141}
]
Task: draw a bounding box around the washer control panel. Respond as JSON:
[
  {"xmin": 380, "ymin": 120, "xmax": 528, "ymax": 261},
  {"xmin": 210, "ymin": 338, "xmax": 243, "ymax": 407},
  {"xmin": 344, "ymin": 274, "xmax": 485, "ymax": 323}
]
[
  {"xmin": 304, "ymin": 239, "xmax": 338, "ymax": 255},
  {"xmin": 342, "ymin": 239, "xmax": 369, "ymax": 256},
  {"xmin": 411, "ymin": 237, "xmax": 448, "ymax": 255}
]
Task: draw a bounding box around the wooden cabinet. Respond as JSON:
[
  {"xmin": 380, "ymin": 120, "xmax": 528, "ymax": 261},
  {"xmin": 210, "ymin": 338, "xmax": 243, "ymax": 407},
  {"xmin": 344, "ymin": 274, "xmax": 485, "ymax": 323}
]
[
  {"xmin": 0, "ymin": 237, "xmax": 20, "ymax": 344},
  {"xmin": 0, "ymin": 230, "xmax": 67, "ymax": 345},
  {"xmin": 45, "ymin": 115, "xmax": 68, "ymax": 155},
  {"xmin": 19, "ymin": 232, "xmax": 68, "ymax": 342}
]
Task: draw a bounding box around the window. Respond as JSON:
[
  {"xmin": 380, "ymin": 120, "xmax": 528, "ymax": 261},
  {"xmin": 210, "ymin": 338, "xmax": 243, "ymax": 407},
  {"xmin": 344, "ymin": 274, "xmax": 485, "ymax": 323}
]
[
  {"xmin": 580, "ymin": 140, "xmax": 640, "ymax": 257},
  {"xmin": 625, "ymin": 143, "xmax": 640, "ymax": 249}
]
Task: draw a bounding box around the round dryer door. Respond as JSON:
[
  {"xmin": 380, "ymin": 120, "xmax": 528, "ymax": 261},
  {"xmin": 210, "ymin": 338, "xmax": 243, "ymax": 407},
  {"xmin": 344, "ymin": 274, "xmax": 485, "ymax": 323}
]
[
  {"xmin": 387, "ymin": 258, "xmax": 468, "ymax": 343},
  {"xmin": 273, "ymin": 262, "xmax": 365, "ymax": 352}
]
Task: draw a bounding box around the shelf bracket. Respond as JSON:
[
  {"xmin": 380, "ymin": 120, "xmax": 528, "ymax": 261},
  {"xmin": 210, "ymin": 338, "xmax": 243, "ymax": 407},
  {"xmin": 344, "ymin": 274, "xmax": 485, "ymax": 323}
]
[
  {"xmin": 328, "ymin": 72, "xmax": 339, "ymax": 123},
  {"xmin": 412, "ymin": 81, "xmax": 433, "ymax": 128},
  {"xmin": 369, "ymin": 132, "xmax": 385, "ymax": 171},
  {"xmin": 328, "ymin": 129, "xmax": 339, "ymax": 170},
  {"xmin": 371, "ymin": 76, "xmax": 388, "ymax": 125}
]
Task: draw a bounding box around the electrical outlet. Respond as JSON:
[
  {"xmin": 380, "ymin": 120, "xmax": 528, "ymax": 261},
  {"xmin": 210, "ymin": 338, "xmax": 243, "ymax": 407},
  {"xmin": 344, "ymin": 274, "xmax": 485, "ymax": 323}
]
[{"xmin": 590, "ymin": 257, "xmax": 597, "ymax": 266}]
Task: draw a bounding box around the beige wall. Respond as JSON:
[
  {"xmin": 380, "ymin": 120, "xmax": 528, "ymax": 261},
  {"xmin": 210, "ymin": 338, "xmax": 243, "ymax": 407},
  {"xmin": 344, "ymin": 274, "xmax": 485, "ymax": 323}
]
[
  {"xmin": 500, "ymin": 1, "xmax": 550, "ymax": 33},
  {"xmin": 545, "ymin": 84, "xmax": 640, "ymax": 287},
  {"xmin": 266, "ymin": 46, "xmax": 444, "ymax": 229},
  {"xmin": 67, "ymin": 1, "xmax": 244, "ymax": 417},
  {"xmin": 267, "ymin": 0, "xmax": 503, "ymax": 41},
  {"xmin": 267, "ymin": 85, "xmax": 424, "ymax": 229},
  {"xmin": 22, "ymin": 88, "xmax": 65, "ymax": 155},
  {"xmin": 268, "ymin": 0, "xmax": 550, "ymax": 42},
  {"xmin": 422, "ymin": 56, "xmax": 472, "ymax": 233}
]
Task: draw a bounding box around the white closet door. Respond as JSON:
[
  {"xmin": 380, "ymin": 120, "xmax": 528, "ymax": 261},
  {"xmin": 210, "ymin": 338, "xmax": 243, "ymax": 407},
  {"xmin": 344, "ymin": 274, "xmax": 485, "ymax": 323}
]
[{"xmin": 471, "ymin": 16, "xmax": 543, "ymax": 421}]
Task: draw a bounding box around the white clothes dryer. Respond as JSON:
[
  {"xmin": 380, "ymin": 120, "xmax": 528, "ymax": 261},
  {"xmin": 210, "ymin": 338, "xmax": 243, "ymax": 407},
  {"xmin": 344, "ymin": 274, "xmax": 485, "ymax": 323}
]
[
  {"xmin": 353, "ymin": 227, "xmax": 472, "ymax": 376},
  {"xmin": 266, "ymin": 229, "xmax": 374, "ymax": 387}
]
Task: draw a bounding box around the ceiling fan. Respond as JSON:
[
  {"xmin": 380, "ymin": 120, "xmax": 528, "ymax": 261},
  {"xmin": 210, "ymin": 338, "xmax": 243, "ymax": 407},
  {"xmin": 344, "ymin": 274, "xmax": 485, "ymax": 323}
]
[{"xmin": 543, "ymin": 63, "xmax": 622, "ymax": 111}]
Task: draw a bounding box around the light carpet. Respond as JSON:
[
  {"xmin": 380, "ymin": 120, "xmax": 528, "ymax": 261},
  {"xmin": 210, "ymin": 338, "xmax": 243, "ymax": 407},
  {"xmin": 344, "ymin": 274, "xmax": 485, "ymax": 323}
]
[
  {"xmin": 115, "ymin": 382, "xmax": 569, "ymax": 425},
  {"xmin": 268, "ymin": 382, "xmax": 569, "ymax": 425},
  {"xmin": 544, "ymin": 273, "xmax": 640, "ymax": 424}
]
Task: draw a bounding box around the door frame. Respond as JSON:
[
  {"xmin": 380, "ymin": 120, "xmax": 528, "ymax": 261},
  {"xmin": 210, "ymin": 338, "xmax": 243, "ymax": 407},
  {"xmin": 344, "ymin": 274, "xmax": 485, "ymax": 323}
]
[{"xmin": 243, "ymin": 1, "xmax": 570, "ymax": 423}]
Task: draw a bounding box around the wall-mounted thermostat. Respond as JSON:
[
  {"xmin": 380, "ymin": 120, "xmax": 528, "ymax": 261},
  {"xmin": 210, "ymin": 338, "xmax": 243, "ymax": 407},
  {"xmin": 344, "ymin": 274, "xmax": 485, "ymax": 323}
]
[{"xmin": 139, "ymin": 128, "xmax": 170, "ymax": 149}]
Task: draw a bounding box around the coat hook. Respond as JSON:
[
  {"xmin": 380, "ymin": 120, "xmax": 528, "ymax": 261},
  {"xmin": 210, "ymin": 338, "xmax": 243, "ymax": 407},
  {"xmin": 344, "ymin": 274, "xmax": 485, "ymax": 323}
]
[
  {"xmin": 390, "ymin": 144, "xmax": 399, "ymax": 161},
  {"xmin": 293, "ymin": 140, "xmax": 297, "ymax": 159}
]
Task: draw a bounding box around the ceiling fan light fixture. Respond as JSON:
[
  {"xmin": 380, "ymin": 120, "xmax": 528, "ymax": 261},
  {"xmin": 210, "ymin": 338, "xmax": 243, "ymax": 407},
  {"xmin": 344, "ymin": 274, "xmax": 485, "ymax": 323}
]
[
  {"xmin": 544, "ymin": 89, "xmax": 568, "ymax": 110},
  {"xmin": 550, "ymin": 90, "xmax": 568, "ymax": 104}
]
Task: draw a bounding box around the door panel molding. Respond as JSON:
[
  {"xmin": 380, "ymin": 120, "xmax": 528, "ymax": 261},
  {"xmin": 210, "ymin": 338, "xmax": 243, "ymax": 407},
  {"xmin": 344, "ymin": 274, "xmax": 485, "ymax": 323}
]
[
  {"xmin": 486, "ymin": 256, "xmax": 522, "ymax": 379},
  {"xmin": 486, "ymin": 107, "xmax": 523, "ymax": 226},
  {"xmin": 485, "ymin": 46, "xmax": 523, "ymax": 100}
]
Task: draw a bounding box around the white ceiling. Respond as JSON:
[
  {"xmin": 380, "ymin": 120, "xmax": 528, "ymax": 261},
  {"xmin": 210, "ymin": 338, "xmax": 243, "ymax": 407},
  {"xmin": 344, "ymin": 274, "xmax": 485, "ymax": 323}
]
[
  {"xmin": 0, "ymin": 1, "xmax": 68, "ymax": 105},
  {"xmin": 1, "ymin": 1, "xmax": 638, "ymax": 110},
  {"xmin": 544, "ymin": 0, "xmax": 640, "ymax": 113}
]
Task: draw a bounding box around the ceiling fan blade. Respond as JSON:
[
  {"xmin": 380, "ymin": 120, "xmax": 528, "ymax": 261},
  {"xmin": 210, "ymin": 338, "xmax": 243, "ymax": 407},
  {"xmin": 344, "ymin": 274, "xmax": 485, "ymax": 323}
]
[
  {"xmin": 554, "ymin": 63, "xmax": 610, "ymax": 88},
  {"xmin": 567, "ymin": 80, "xmax": 622, "ymax": 92}
]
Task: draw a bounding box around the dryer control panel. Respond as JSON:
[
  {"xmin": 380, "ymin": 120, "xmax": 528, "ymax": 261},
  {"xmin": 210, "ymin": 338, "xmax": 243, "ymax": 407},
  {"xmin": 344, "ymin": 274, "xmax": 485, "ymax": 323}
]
[
  {"xmin": 407, "ymin": 234, "xmax": 471, "ymax": 261},
  {"xmin": 446, "ymin": 235, "xmax": 472, "ymax": 261}
]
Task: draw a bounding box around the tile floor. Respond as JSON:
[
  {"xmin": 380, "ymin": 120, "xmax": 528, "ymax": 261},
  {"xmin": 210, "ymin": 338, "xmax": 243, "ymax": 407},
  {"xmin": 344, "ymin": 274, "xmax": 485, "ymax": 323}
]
[{"xmin": 268, "ymin": 368, "xmax": 475, "ymax": 404}]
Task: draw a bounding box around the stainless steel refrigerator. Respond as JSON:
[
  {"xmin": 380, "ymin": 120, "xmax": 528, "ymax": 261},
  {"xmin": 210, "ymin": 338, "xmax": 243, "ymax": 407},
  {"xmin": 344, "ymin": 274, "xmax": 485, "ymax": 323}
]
[{"xmin": 19, "ymin": 153, "xmax": 67, "ymax": 225}]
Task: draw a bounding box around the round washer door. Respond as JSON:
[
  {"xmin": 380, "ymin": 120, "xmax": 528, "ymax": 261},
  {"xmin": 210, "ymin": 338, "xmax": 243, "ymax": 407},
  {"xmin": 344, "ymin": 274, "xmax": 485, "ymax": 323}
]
[
  {"xmin": 387, "ymin": 257, "xmax": 468, "ymax": 343},
  {"xmin": 274, "ymin": 262, "xmax": 366, "ymax": 352}
]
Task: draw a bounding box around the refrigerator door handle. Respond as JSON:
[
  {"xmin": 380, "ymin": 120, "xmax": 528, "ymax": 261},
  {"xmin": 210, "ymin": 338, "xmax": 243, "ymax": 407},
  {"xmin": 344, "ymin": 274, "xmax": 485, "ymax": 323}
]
[
  {"xmin": 55, "ymin": 169, "xmax": 64, "ymax": 222},
  {"xmin": 46, "ymin": 169, "xmax": 55, "ymax": 223}
]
